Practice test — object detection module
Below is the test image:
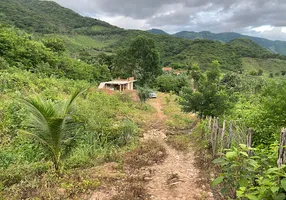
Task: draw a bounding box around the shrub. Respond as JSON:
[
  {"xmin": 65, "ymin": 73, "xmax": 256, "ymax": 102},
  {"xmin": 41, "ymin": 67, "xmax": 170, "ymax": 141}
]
[
  {"xmin": 156, "ymin": 74, "xmax": 189, "ymax": 94},
  {"xmin": 249, "ymin": 70, "xmax": 258, "ymax": 76},
  {"xmin": 137, "ymin": 86, "xmax": 152, "ymax": 103},
  {"xmin": 212, "ymin": 143, "xmax": 286, "ymax": 200}
]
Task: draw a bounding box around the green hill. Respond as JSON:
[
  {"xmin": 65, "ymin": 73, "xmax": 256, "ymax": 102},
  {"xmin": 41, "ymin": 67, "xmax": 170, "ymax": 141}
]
[
  {"xmin": 173, "ymin": 31, "xmax": 286, "ymax": 55},
  {"xmin": 148, "ymin": 29, "xmax": 169, "ymax": 35},
  {"xmin": 0, "ymin": 0, "xmax": 116, "ymax": 33},
  {"xmin": 227, "ymin": 38, "xmax": 272, "ymax": 57}
]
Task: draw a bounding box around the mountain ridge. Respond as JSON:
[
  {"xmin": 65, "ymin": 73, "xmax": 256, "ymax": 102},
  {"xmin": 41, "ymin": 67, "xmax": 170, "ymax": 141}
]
[{"xmin": 148, "ymin": 28, "xmax": 286, "ymax": 55}]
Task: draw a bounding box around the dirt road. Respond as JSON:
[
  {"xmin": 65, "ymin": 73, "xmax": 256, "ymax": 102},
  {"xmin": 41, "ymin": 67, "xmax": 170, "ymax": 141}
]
[{"xmin": 144, "ymin": 95, "xmax": 214, "ymax": 200}]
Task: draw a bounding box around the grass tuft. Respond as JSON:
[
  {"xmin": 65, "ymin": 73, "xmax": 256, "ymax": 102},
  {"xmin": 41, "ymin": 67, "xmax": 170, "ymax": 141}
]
[
  {"xmin": 124, "ymin": 140, "xmax": 167, "ymax": 169},
  {"xmin": 166, "ymin": 134, "xmax": 191, "ymax": 151}
]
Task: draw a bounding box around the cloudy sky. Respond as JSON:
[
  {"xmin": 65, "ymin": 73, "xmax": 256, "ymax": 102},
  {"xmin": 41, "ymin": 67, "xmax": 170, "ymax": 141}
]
[{"xmin": 54, "ymin": 0, "xmax": 286, "ymax": 41}]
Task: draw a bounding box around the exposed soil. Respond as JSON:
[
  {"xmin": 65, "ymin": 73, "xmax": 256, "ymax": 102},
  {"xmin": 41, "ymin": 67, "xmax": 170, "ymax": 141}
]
[
  {"xmin": 142, "ymin": 97, "xmax": 213, "ymax": 200},
  {"xmin": 89, "ymin": 94, "xmax": 214, "ymax": 200}
]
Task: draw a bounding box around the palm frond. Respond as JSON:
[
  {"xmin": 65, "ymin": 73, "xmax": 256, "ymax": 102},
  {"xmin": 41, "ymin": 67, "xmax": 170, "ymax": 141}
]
[
  {"xmin": 19, "ymin": 129, "xmax": 55, "ymax": 154},
  {"xmin": 20, "ymin": 91, "xmax": 83, "ymax": 171},
  {"xmin": 62, "ymin": 88, "xmax": 86, "ymax": 116},
  {"xmin": 20, "ymin": 97, "xmax": 55, "ymax": 140}
]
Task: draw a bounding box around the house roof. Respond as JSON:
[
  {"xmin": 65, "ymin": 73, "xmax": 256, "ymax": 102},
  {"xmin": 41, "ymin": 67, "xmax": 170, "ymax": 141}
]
[
  {"xmin": 105, "ymin": 80, "xmax": 130, "ymax": 85},
  {"xmin": 104, "ymin": 79, "xmax": 136, "ymax": 85},
  {"xmin": 163, "ymin": 67, "xmax": 172, "ymax": 71},
  {"xmin": 98, "ymin": 77, "xmax": 136, "ymax": 89}
]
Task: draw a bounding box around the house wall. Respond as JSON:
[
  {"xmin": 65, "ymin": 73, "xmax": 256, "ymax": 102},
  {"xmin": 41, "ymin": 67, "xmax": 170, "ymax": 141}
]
[{"xmin": 127, "ymin": 82, "xmax": 133, "ymax": 90}]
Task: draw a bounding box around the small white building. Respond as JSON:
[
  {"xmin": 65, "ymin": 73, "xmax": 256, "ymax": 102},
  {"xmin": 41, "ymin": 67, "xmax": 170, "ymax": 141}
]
[{"xmin": 98, "ymin": 77, "xmax": 136, "ymax": 92}]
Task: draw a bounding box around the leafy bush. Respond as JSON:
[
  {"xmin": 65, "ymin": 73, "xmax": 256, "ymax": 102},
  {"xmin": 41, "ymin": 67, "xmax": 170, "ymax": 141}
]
[
  {"xmin": 213, "ymin": 143, "xmax": 286, "ymax": 200},
  {"xmin": 249, "ymin": 70, "xmax": 258, "ymax": 76},
  {"xmin": 156, "ymin": 73, "xmax": 189, "ymax": 94},
  {"xmin": 180, "ymin": 61, "xmax": 235, "ymax": 117},
  {"xmin": 137, "ymin": 86, "xmax": 152, "ymax": 103}
]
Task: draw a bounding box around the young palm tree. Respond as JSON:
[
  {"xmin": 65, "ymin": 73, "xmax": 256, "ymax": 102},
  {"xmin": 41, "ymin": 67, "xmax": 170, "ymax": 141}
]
[{"xmin": 19, "ymin": 89, "xmax": 83, "ymax": 171}]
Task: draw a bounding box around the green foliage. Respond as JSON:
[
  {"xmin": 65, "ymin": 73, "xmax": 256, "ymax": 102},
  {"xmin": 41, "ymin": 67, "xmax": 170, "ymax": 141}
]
[
  {"xmin": 251, "ymin": 82, "xmax": 286, "ymax": 144},
  {"xmin": 20, "ymin": 89, "xmax": 84, "ymax": 171},
  {"xmin": 257, "ymin": 69, "xmax": 264, "ymax": 76},
  {"xmin": 42, "ymin": 37, "xmax": 66, "ymax": 55},
  {"xmin": 227, "ymin": 38, "xmax": 273, "ymax": 58},
  {"xmin": 156, "ymin": 73, "xmax": 189, "ymax": 94},
  {"xmin": 174, "ymin": 30, "xmax": 286, "ymax": 55},
  {"xmin": 213, "ymin": 143, "xmax": 286, "ymax": 200},
  {"xmin": 0, "ymin": 0, "xmax": 114, "ymax": 34},
  {"xmin": 221, "ymin": 72, "xmax": 242, "ymax": 91},
  {"xmin": 0, "ymin": 67, "xmax": 147, "ymax": 196},
  {"xmin": 0, "ymin": 25, "xmax": 110, "ymax": 82},
  {"xmin": 165, "ymin": 39, "xmax": 243, "ymax": 71},
  {"xmin": 1, "ymin": 0, "xmax": 286, "ymax": 75},
  {"xmin": 113, "ymin": 35, "xmax": 161, "ymax": 85},
  {"xmin": 180, "ymin": 61, "xmax": 234, "ymax": 117},
  {"xmin": 137, "ymin": 86, "xmax": 152, "ymax": 103}
]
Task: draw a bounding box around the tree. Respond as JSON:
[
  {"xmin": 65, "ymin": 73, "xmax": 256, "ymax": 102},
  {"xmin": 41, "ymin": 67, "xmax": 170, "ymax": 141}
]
[
  {"xmin": 20, "ymin": 89, "xmax": 83, "ymax": 171},
  {"xmin": 190, "ymin": 63, "xmax": 204, "ymax": 90},
  {"xmin": 112, "ymin": 49, "xmax": 135, "ymax": 79},
  {"xmin": 113, "ymin": 36, "xmax": 161, "ymax": 86},
  {"xmin": 180, "ymin": 61, "xmax": 233, "ymax": 117},
  {"xmin": 248, "ymin": 82, "xmax": 286, "ymax": 145},
  {"xmin": 156, "ymin": 73, "xmax": 189, "ymax": 94},
  {"xmin": 42, "ymin": 37, "xmax": 66, "ymax": 55},
  {"xmin": 221, "ymin": 72, "xmax": 242, "ymax": 91}
]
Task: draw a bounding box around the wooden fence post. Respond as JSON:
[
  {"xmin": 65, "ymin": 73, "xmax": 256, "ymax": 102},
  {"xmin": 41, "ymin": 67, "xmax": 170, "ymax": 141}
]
[
  {"xmin": 211, "ymin": 117, "xmax": 216, "ymax": 146},
  {"xmin": 221, "ymin": 120, "xmax": 226, "ymax": 152},
  {"xmin": 227, "ymin": 120, "xmax": 233, "ymax": 149},
  {"xmin": 246, "ymin": 128, "xmax": 254, "ymax": 156},
  {"xmin": 208, "ymin": 116, "xmax": 212, "ymax": 141},
  {"xmin": 277, "ymin": 128, "xmax": 286, "ymax": 168},
  {"xmin": 213, "ymin": 118, "xmax": 219, "ymax": 157}
]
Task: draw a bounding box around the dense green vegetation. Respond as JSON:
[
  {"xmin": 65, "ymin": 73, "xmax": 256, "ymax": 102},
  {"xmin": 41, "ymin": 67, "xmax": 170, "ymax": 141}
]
[
  {"xmin": 0, "ymin": 0, "xmax": 114, "ymax": 33},
  {"xmin": 180, "ymin": 60, "xmax": 236, "ymax": 117},
  {"xmin": 0, "ymin": 25, "xmax": 111, "ymax": 82}
]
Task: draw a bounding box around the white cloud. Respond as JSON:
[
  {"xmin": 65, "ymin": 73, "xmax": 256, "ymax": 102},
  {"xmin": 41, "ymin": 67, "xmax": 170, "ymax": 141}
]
[
  {"xmin": 98, "ymin": 15, "xmax": 149, "ymax": 30},
  {"xmin": 252, "ymin": 25, "xmax": 274, "ymax": 33}
]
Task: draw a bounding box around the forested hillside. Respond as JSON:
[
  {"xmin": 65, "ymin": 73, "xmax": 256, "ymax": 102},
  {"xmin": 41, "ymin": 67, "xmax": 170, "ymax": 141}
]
[
  {"xmin": 1, "ymin": 0, "xmax": 286, "ymax": 74},
  {"xmin": 0, "ymin": 25, "xmax": 111, "ymax": 82},
  {"xmin": 0, "ymin": 0, "xmax": 115, "ymax": 33},
  {"xmin": 173, "ymin": 30, "xmax": 286, "ymax": 55}
]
